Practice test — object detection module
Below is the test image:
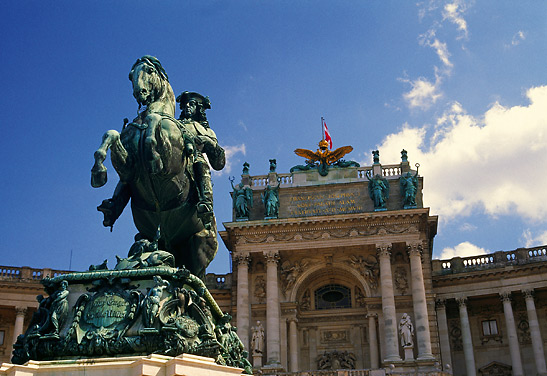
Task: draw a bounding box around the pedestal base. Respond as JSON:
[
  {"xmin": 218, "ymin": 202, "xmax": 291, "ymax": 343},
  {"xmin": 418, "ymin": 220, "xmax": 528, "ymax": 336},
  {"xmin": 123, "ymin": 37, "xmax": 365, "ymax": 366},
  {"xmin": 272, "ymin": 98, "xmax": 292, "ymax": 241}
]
[
  {"xmin": 0, "ymin": 354, "xmax": 243, "ymax": 376},
  {"xmin": 403, "ymin": 346, "xmax": 415, "ymax": 361},
  {"xmin": 252, "ymin": 353, "xmax": 263, "ymax": 368}
]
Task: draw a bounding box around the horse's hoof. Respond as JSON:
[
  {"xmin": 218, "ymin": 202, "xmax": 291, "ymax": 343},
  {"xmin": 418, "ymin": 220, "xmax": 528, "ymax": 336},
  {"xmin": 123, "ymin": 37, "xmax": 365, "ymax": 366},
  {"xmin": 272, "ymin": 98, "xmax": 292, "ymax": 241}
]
[{"xmin": 91, "ymin": 165, "xmax": 107, "ymax": 187}]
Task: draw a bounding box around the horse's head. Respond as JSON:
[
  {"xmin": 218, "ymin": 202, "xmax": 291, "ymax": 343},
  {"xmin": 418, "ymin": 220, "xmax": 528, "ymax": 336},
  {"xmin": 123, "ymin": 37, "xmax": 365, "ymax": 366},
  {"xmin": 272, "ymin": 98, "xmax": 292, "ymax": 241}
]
[{"xmin": 129, "ymin": 56, "xmax": 175, "ymax": 114}]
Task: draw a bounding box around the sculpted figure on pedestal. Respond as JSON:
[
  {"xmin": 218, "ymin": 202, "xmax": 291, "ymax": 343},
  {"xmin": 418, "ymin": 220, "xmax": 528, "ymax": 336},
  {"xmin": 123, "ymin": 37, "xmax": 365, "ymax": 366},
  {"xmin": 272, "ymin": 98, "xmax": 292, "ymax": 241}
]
[
  {"xmin": 367, "ymin": 174, "xmax": 389, "ymax": 210},
  {"xmin": 399, "ymin": 163, "xmax": 419, "ymax": 208},
  {"xmin": 230, "ymin": 178, "xmax": 253, "ymax": 220},
  {"xmin": 251, "ymin": 321, "xmax": 265, "ymax": 355},
  {"xmin": 91, "ymin": 56, "xmax": 222, "ymax": 279},
  {"xmin": 399, "ymin": 313, "xmax": 414, "ymax": 347},
  {"xmin": 262, "ymin": 179, "xmax": 280, "ymax": 219}
]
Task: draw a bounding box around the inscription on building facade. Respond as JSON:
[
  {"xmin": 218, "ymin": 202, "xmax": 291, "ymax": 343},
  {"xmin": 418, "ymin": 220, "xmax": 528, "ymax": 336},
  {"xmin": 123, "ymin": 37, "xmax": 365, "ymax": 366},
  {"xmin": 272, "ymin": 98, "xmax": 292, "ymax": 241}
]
[{"xmin": 286, "ymin": 187, "xmax": 365, "ymax": 218}]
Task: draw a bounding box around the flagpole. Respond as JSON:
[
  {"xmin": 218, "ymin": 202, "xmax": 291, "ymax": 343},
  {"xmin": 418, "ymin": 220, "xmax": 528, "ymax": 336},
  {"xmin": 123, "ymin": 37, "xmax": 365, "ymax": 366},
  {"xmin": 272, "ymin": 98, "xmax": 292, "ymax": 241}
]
[{"xmin": 321, "ymin": 117, "xmax": 324, "ymax": 141}]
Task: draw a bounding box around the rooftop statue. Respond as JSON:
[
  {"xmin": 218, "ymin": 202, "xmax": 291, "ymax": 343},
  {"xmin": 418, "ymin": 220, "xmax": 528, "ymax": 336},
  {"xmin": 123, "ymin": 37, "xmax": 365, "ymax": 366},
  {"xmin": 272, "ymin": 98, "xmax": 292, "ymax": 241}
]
[
  {"xmin": 292, "ymin": 139, "xmax": 358, "ymax": 176},
  {"xmin": 230, "ymin": 177, "xmax": 253, "ymax": 220},
  {"xmin": 91, "ymin": 56, "xmax": 224, "ymax": 279},
  {"xmin": 367, "ymin": 173, "xmax": 390, "ymax": 210},
  {"xmin": 400, "ymin": 163, "xmax": 420, "ymax": 209}
]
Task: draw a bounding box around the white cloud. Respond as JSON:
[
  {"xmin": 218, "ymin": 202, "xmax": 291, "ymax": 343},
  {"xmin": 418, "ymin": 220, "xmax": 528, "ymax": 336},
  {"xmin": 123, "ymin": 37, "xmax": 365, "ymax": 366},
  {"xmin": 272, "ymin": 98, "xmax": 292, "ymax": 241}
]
[
  {"xmin": 522, "ymin": 229, "xmax": 547, "ymax": 248},
  {"xmin": 509, "ymin": 31, "xmax": 526, "ymax": 47},
  {"xmin": 375, "ymin": 85, "xmax": 547, "ymax": 221},
  {"xmin": 401, "ymin": 76, "xmax": 443, "ymax": 110},
  {"xmin": 443, "ymin": 1, "xmax": 469, "ymax": 39},
  {"xmin": 419, "ymin": 30, "xmax": 453, "ymax": 70},
  {"xmin": 439, "ymin": 241, "xmax": 489, "ymax": 259},
  {"xmin": 213, "ymin": 144, "xmax": 246, "ymax": 176},
  {"xmin": 459, "ymin": 223, "xmax": 477, "ymax": 232}
]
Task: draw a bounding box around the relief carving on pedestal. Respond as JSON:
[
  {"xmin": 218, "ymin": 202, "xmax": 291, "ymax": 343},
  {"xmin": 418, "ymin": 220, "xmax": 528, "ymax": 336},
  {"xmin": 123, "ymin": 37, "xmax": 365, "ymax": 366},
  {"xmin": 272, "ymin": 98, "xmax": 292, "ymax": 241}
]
[{"xmin": 347, "ymin": 255, "xmax": 378, "ymax": 290}]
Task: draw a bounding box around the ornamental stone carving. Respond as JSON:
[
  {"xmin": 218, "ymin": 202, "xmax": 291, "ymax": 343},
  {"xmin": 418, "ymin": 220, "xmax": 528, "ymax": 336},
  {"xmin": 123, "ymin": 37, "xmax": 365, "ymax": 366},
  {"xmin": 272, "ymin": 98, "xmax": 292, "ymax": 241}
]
[
  {"xmin": 355, "ymin": 286, "xmax": 366, "ymax": 307},
  {"xmin": 347, "ymin": 255, "xmax": 379, "ymax": 290},
  {"xmin": 300, "ymin": 289, "xmax": 311, "ymax": 311},
  {"xmin": 280, "ymin": 260, "xmax": 309, "ymax": 295},
  {"xmin": 317, "ymin": 350, "xmax": 356, "ymax": 370},
  {"xmin": 254, "ymin": 276, "xmax": 266, "ymax": 303}
]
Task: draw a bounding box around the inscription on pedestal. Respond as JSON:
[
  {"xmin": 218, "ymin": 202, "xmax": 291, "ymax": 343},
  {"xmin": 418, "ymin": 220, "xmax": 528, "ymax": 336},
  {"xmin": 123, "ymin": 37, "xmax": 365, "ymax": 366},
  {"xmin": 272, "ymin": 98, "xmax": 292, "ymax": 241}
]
[{"xmin": 83, "ymin": 292, "xmax": 132, "ymax": 329}]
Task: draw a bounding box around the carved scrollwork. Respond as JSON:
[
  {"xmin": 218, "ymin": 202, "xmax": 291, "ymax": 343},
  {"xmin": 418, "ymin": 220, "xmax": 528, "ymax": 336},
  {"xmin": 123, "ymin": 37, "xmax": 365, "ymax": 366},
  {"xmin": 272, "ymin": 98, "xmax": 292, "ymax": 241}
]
[{"xmin": 280, "ymin": 260, "xmax": 309, "ymax": 295}]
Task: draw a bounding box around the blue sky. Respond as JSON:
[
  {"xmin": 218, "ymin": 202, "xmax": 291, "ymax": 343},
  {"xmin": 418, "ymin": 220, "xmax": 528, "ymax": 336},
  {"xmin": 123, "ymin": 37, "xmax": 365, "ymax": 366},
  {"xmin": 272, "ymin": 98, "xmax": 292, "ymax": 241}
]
[{"xmin": 1, "ymin": 1, "xmax": 546, "ymax": 274}]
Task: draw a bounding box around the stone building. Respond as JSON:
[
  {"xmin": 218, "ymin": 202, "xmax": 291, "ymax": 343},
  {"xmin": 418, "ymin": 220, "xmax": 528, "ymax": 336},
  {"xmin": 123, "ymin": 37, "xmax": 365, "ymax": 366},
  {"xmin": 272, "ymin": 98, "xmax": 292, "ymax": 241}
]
[{"xmin": 1, "ymin": 151, "xmax": 547, "ymax": 376}]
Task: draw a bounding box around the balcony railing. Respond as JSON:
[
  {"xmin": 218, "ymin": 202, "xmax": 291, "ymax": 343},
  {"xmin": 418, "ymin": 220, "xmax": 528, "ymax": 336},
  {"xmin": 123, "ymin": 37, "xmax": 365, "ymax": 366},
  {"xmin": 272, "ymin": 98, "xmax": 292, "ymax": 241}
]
[
  {"xmin": 0, "ymin": 266, "xmax": 70, "ymax": 281},
  {"xmin": 432, "ymin": 245, "xmax": 547, "ymax": 275}
]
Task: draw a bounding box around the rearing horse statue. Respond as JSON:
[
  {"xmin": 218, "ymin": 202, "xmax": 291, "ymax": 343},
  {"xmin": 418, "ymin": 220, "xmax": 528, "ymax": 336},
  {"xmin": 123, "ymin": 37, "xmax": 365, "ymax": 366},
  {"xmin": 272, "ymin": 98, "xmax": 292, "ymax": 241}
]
[{"xmin": 91, "ymin": 56, "xmax": 221, "ymax": 279}]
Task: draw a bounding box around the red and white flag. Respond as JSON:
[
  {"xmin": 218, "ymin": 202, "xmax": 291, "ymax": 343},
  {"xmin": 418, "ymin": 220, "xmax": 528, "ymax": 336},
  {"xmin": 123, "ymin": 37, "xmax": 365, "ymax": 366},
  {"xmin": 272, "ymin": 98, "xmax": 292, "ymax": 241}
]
[{"xmin": 322, "ymin": 118, "xmax": 332, "ymax": 149}]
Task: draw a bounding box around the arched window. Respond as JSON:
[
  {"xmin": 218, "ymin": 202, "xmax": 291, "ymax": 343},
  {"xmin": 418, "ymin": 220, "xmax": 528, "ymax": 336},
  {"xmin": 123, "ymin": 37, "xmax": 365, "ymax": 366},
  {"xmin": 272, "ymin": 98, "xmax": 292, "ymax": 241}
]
[{"xmin": 314, "ymin": 284, "xmax": 351, "ymax": 310}]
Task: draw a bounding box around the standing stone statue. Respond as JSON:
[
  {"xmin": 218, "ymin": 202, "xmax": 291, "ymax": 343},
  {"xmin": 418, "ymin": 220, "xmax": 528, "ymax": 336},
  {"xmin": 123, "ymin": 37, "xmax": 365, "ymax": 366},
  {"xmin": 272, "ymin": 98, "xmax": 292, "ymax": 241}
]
[
  {"xmin": 251, "ymin": 321, "xmax": 265, "ymax": 355},
  {"xmin": 177, "ymin": 91, "xmax": 225, "ymax": 228},
  {"xmin": 261, "ymin": 180, "xmax": 280, "ymax": 219},
  {"xmin": 367, "ymin": 174, "xmax": 390, "ymax": 210},
  {"xmin": 399, "ymin": 164, "xmax": 419, "ymax": 209},
  {"xmin": 399, "ymin": 313, "xmax": 414, "ymax": 347},
  {"xmin": 230, "ymin": 178, "xmax": 253, "ymax": 220},
  {"xmin": 49, "ymin": 280, "xmax": 69, "ymax": 336}
]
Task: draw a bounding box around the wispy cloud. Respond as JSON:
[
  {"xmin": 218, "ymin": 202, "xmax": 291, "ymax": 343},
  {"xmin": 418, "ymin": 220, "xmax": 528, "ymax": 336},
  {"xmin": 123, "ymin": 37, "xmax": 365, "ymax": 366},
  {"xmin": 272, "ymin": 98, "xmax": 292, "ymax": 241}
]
[
  {"xmin": 459, "ymin": 223, "xmax": 477, "ymax": 232},
  {"xmin": 439, "ymin": 241, "xmax": 489, "ymax": 259},
  {"xmin": 212, "ymin": 144, "xmax": 246, "ymax": 176},
  {"xmin": 443, "ymin": 1, "xmax": 469, "ymax": 39},
  {"xmin": 419, "ymin": 30, "xmax": 453, "ymax": 70},
  {"xmin": 400, "ymin": 75, "xmax": 443, "ymax": 110},
  {"xmin": 374, "ymin": 85, "xmax": 547, "ymax": 221},
  {"xmin": 507, "ymin": 30, "xmax": 526, "ymax": 48},
  {"xmin": 522, "ymin": 229, "xmax": 547, "ymax": 248}
]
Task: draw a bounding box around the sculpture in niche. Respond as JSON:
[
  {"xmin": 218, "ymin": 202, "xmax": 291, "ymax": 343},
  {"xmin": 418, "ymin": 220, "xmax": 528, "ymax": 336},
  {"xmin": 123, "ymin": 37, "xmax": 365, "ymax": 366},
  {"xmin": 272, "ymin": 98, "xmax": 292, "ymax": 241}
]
[
  {"xmin": 394, "ymin": 267, "xmax": 409, "ymax": 295},
  {"xmin": 230, "ymin": 177, "xmax": 253, "ymax": 220},
  {"xmin": 367, "ymin": 174, "xmax": 389, "ymax": 210},
  {"xmin": 354, "ymin": 286, "xmax": 366, "ymax": 307},
  {"xmin": 250, "ymin": 321, "xmax": 265, "ymax": 355},
  {"xmin": 399, "ymin": 163, "xmax": 419, "ymax": 209},
  {"xmin": 347, "ymin": 255, "xmax": 378, "ymax": 290},
  {"xmin": 399, "ymin": 313, "xmax": 414, "ymax": 347},
  {"xmin": 91, "ymin": 55, "xmax": 223, "ymax": 279},
  {"xmin": 254, "ymin": 276, "xmax": 266, "ymax": 303},
  {"xmin": 261, "ymin": 178, "xmax": 280, "ymax": 219},
  {"xmin": 300, "ymin": 289, "xmax": 311, "ymax": 311}
]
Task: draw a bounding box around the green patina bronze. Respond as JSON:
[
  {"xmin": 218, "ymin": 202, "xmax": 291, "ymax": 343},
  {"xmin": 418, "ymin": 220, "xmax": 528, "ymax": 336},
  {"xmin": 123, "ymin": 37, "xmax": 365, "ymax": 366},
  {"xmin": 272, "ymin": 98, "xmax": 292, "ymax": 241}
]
[
  {"xmin": 367, "ymin": 173, "xmax": 390, "ymax": 211},
  {"xmin": 400, "ymin": 163, "xmax": 420, "ymax": 209},
  {"xmin": 291, "ymin": 139, "xmax": 359, "ymax": 176},
  {"xmin": 12, "ymin": 56, "xmax": 251, "ymax": 373}
]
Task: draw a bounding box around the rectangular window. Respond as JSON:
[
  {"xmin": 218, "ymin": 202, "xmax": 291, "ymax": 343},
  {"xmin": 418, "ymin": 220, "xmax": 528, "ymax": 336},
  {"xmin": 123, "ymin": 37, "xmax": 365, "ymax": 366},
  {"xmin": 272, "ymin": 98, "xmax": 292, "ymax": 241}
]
[
  {"xmin": 0, "ymin": 330, "xmax": 4, "ymax": 346},
  {"xmin": 482, "ymin": 319, "xmax": 498, "ymax": 336}
]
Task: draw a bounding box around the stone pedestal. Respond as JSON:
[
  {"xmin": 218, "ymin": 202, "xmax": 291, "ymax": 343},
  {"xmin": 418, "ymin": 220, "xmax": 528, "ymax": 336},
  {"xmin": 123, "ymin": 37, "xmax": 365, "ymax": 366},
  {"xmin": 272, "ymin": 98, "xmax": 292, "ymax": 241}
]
[
  {"xmin": 403, "ymin": 346, "xmax": 414, "ymax": 361},
  {"xmin": 252, "ymin": 353, "xmax": 263, "ymax": 368},
  {"xmin": 0, "ymin": 354, "xmax": 243, "ymax": 376}
]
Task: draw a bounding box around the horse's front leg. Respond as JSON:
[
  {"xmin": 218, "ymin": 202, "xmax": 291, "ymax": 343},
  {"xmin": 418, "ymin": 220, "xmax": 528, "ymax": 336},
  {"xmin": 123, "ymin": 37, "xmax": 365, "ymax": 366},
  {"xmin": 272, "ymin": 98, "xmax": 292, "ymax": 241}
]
[{"xmin": 91, "ymin": 130, "xmax": 128, "ymax": 187}]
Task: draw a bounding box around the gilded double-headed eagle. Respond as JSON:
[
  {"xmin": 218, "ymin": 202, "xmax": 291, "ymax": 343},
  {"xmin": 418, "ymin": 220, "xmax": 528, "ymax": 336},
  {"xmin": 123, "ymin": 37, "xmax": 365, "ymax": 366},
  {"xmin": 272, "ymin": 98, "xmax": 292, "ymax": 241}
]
[{"xmin": 294, "ymin": 139, "xmax": 353, "ymax": 166}]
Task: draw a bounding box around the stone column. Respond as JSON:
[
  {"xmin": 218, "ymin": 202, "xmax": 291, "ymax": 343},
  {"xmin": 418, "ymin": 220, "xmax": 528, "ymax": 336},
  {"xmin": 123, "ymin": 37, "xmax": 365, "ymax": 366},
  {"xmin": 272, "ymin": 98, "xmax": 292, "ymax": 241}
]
[
  {"xmin": 235, "ymin": 253, "xmax": 251, "ymax": 351},
  {"xmin": 12, "ymin": 307, "xmax": 27, "ymax": 345},
  {"xmin": 377, "ymin": 244, "xmax": 401, "ymax": 361},
  {"xmin": 309, "ymin": 326, "xmax": 318, "ymax": 369},
  {"xmin": 367, "ymin": 313, "xmax": 379, "ymax": 369},
  {"xmin": 265, "ymin": 251, "xmax": 281, "ymax": 365},
  {"xmin": 500, "ymin": 292, "xmax": 524, "ymax": 376},
  {"xmin": 435, "ymin": 299, "xmax": 452, "ymax": 370},
  {"xmin": 288, "ymin": 318, "xmax": 299, "ymax": 372},
  {"xmin": 522, "ymin": 289, "xmax": 547, "ymax": 376},
  {"xmin": 407, "ymin": 243, "xmax": 434, "ymax": 360},
  {"xmin": 457, "ymin": 297, "xmax": 476, "ymax": 376}
]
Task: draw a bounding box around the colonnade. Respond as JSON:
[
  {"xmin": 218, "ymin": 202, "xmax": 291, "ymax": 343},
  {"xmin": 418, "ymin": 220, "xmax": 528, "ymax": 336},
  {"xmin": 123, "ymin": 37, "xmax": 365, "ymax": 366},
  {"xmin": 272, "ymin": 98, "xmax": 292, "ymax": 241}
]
[
  {"xmin": 235, "ymin": 240, "xmax": 436, "ymax": 370},
  {"xmin": 435, "ymin": 290, "xmax": 547, "ymax": 376}
]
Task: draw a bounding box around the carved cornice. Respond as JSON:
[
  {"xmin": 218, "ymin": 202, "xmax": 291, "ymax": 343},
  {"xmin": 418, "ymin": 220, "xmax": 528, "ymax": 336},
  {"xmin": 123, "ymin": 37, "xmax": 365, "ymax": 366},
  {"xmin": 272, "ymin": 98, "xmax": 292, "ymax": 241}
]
[{"xmin": 223, "ymin": 210, "xmax": 430, "ymax": 247}]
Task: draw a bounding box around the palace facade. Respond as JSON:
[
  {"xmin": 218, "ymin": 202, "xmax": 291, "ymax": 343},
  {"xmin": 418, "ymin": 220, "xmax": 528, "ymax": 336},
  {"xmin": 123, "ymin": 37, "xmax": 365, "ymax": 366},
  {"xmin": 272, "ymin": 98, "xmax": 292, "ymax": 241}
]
[{"xmin": 1, "ymin": 152, "xmax": 546, "ymax": 376}]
